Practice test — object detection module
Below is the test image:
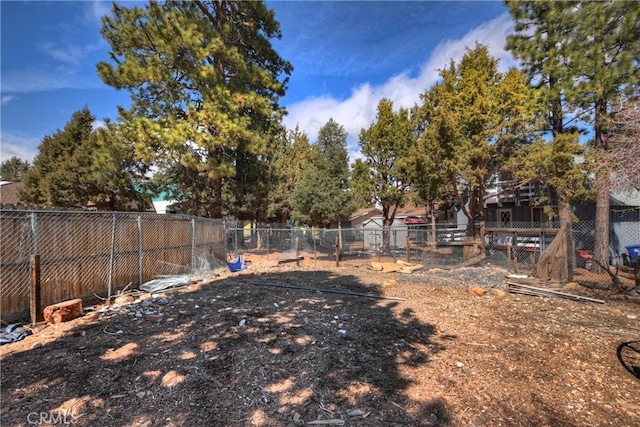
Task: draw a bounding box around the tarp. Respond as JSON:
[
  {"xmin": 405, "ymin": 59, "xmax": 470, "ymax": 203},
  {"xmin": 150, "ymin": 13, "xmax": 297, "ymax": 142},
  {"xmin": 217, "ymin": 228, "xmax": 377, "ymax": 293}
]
[
  {"xmin": 0, "ymin": 324, "xmax": 32, "ymax": 345},
  {"xmin": 534, "ymin": 225, "xmax": 568, "ymax": 283},
  {"xmin": 227, "ymin": 254, "xmax": 248, "ymax": 272}
]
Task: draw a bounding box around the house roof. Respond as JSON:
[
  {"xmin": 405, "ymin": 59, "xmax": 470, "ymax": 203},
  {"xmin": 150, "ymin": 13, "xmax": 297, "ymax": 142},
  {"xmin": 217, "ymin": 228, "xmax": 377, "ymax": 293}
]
[
  {"xmin": 610, "ymin": 188, "xmax": 640, "ymax": 207},
  {"xmin": 347, "ymin": 207, "xmax": 381, "ymax": 221},
  {"xmin": 395, "ymin": 205, "xmax": 427, "ymax": 217},
  {"xmin": 0, "ymin": 182, "xmax": 23, "ymax": 205},
  {"xmin": 402, "ymin": 216, "xmax": 427, "ymax": 225}
]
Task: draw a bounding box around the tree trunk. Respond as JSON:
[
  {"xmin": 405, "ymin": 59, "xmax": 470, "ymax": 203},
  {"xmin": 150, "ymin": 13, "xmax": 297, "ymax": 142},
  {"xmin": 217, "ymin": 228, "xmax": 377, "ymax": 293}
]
[{"xmin": 592, "ymin": 100, "xmax": 610, "ymax": 274}]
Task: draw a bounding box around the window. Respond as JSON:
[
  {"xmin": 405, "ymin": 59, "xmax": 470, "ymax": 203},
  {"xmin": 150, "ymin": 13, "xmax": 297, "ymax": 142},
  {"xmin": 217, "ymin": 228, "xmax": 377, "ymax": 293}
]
[{"xmin": 498, "ymin": 209, "xmax": 512, "ymax": 227}]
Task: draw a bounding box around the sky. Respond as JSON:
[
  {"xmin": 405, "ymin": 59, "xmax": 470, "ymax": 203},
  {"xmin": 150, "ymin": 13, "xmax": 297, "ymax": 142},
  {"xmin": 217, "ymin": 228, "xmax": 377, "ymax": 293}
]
[{"xmin": 0, "ymin": 0, "xmax": 517, "ymax": 164}]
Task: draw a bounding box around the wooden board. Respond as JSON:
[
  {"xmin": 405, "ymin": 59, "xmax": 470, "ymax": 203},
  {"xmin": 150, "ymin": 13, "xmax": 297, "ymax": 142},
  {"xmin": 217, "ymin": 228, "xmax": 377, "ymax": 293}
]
[{"xmin": 43, "ymin": 298, "xmax": 83, "ymax": 324}]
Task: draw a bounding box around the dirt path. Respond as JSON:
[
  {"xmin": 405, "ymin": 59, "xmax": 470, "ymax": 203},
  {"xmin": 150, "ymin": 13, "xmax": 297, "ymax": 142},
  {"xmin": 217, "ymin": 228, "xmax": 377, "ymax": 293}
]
[{"xmin": 1, "ymin": 264, "xmax": 639, "ymax": 426}]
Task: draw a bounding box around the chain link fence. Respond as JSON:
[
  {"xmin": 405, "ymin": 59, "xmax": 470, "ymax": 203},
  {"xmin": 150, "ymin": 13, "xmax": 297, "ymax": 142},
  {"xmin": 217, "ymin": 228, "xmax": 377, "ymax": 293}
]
[
  {"xmin": 2, "ymin": 211, "xmax": 638, "ymax": 320},
  {"xmin": 228, "ymin": 218, "xmax": 639, "ymax": 278},
  {"xmin": 1, "ymin": 210, "xmax": 225, "ymax": 320}
]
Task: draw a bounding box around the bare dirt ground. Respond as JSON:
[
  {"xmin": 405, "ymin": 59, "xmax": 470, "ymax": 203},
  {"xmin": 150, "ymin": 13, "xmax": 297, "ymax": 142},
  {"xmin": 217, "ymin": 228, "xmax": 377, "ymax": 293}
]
[{"xmin": 1, "ymin": 255, "xmax": 639, "ymax": 427}]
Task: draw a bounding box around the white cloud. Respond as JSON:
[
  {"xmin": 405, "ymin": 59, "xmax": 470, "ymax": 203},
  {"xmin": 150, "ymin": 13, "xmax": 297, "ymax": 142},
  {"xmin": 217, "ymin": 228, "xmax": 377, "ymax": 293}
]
[
  {"xmin": 92, "ymin": 119, "xmax": 106, "ymax": 130},
  {"xmin": 1, "ymin": 95, "xmax": 15, "ymax": 106},
  {"xmin": 0, "ymin": 132, "xmax": 40, "ymax": 163},
  {"xmin": 283, "ymin": 13, "xmax": 516, "ymax": 158},
  {"xmin": 83, "ymin": 0, "xmax": 112, "ymax": 24}
]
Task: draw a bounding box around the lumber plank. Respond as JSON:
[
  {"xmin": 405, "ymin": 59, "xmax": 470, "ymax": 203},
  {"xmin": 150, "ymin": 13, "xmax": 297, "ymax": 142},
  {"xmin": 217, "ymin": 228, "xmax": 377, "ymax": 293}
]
[{"xmin": 506, "ymin": 282, "xmax": 605, "ymax": 304}]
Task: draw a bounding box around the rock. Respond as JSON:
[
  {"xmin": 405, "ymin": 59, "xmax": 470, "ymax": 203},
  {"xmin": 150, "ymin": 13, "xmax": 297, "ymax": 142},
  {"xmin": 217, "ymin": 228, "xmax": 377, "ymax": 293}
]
[
  {"xmin": 239, "ymin": 319, "xmax": 246, "ymax": 327},
  {"xmin": 145, "ymin": 314, "xmax": 163, "ymax": 322},
  {"xmin": 455, "ymin": 361, "xmax": 464, "ymax": 368},
  {"xmin": 31, "ymin": 341, "xmax": 43, "ymax": 349},
  {"xmin": 115, "ymin": 294, "xmax": 135, "ymax": 305},
  {"xmin": 347, "ymin": 408, "xmax": 363, "ymax": 417},
  {"xmin": 136, "ymin": 391, "xmax": 146, "ymax": 398},
  {"xmin": 563, "ymin": 282, "xmax": 583, "ymax": 291},
  {"xmin": 469, "ymin": 287, "xmax": 487, "ymax": 296},
  {"xmin": 490, "ymin": 289, "xmax": 507, "ymax": 298},
  {"xmin": 428, "ymin": 268, "xmax": 445, "ymax": 274}
]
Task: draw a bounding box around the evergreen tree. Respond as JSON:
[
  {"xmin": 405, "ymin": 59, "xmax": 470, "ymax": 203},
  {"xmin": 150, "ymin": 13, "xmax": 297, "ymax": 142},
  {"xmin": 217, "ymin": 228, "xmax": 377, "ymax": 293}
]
[
  {"xmin": 97, "ymin": 0, "xmax": 292, "ymax": 218},
  {"xmin": 291, "ymin": 120, "xmax": 355, "ymax": 227},
  {"xmin": 353, "ymin": 99, "xmax": 415, "ymax": 250},
  {"xmin": 0, "ymin": 157, "xmax": 31, "ymax": 182},
  {"xmin": 414, "ymin": 45, "xmax": 536, "ymax": 242},
  {"xmin": 19, "ymin": 108, "xmax": 146, "ymax": 210},
  {"xmin": 506, "ymin": 0, "xmax": 640, "ymax": 272},
  {"xmin": 267, "ymin": 125, "xmax": 311, "ymax": 223},
  {"xmin": 506, "ymin": 0, "xmax": 585, "ymax": 277}
]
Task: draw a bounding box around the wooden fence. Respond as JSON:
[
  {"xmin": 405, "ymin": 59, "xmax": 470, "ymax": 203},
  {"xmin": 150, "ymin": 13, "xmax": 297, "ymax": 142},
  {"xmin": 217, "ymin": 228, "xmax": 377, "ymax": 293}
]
[{"xmin": 0, "ymin": 210, "xmax": 226, "ymax": 321}]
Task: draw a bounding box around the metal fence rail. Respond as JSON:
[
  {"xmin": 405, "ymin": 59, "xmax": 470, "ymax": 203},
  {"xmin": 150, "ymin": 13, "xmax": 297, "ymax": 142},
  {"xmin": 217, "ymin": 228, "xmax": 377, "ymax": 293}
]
[{"xmin": 0, "ymin": 210, "xmax": 225, "ymax": 320}]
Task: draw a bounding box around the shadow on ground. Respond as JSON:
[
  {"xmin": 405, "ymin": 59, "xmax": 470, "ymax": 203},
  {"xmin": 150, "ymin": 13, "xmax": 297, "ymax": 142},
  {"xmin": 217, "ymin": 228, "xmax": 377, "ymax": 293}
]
[{"xmin": 1, "ymin": 270, "xmax": 450, "ymax": 426}]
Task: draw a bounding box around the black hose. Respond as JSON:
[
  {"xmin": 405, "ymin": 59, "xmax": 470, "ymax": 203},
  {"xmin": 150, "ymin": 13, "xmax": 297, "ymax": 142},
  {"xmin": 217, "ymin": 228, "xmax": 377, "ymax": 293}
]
[{"xmin": 249, "ymin": 281, "xmax": 406, "ymax": 301}]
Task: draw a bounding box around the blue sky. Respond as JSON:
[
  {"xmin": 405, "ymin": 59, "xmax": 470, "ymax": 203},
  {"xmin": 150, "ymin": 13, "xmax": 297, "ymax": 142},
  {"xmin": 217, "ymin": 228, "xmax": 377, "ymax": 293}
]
[{"xmin": 1, "ymin": 1, "xmax": 516, "ymax": 163}]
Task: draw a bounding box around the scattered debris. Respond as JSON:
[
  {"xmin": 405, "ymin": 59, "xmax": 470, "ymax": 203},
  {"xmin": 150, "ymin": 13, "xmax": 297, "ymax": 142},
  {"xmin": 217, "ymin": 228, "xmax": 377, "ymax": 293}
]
[
  {"xmin": 489, "ymin": 289, "xmax": 507, "ymax": 298},
  {"xmin": 277, "ymin": 256, "xmax": 304, "ymax": 264},
  {"xmin": 346, "ymin": 408, "xmax": 363, "ymax": 417},
  {"xmin": 507, "ymin": 281, "xmax": 605, "ymax": 304},
  {"xmin": 139, "ymin": 275, "xmax": 193, "ymax": 293},
  {"xmin": 306, "ymin": 420, "xmax": 345, "ymax": 426},
  {"xmin": 114, "ymin": 294, "xmax": 135, "ymax": 305},
  {"xmin": 144, "ymin": 314, "xmax": 163, "ymax": 322},
  {"xmin": 370, "ymin": 260, "xmax": 424, "ymax": 274},
  {"xmin": 249, "ymin": 281, "xmax": 406, "ymax": 301},
  {"xmin": 43, "ymin": 299, "xmax": 83, "ymax": 324},
  {"xmin": 0, "ymin": 324, "xmax": 32, "ymax": 345}
]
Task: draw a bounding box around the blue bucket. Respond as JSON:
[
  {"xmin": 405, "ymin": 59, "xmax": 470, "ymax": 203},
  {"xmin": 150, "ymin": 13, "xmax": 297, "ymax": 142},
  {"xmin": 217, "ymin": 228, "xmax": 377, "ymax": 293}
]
[{"xmin": 626, "ymin": 245, "xmax": 640, "ymax": 262}]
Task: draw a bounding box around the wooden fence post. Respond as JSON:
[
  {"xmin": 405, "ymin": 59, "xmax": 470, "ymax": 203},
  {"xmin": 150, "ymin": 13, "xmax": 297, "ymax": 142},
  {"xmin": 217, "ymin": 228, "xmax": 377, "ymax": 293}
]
[
  {"xmin": 30, "ymin": 254, "xmax": 43, "ymax": 324},
  {"xmin": 406, "ymin": 236, "xmax": 411, "ymax": 263},
  {"xmin": 335, "ymin": 238, "xmax": 340, "ymax": 267}
]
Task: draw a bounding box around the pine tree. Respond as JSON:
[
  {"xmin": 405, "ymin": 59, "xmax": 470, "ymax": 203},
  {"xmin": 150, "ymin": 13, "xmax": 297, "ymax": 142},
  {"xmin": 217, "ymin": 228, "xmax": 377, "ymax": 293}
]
[
  {"xmin": 506, "ymin": 0, "xmax": 640, "ymax": 272},
  {"xmin": 0, "ymin": 157, "xmax": 31, "ymax": 182},
  {"xmin": 506, "ymin": 0, "xmax": 586, "ymax": 278},
  {"xmin": 267, "ymin": 126, "xmax": 311, "ymax": 223},
  {"xmin": 291, "ymin": 120, "xmax": 355, "ymax": 227},
  {"xmin": 97, "ymin": 0, "xmax": 292, "ymax": 218},
  {"xmin": 353, "ymin": 99, "xmax": 415, "ymax": 250},
  {"xmin": 414, "ymin": 44, "xmax": 536, "ymax": 243},
  {"xmin": 18, "ymin": 108, "xmax": 146, "ymax": 210}
]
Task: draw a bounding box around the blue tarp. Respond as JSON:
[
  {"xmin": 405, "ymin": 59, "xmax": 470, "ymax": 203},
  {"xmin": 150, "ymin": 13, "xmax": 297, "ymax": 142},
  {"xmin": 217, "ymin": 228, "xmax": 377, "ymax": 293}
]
[
  {"xmin": 0, "ymin": 324, "xmax": 32, "ymax": 345},
  {"xmin": 227, "ymin": 254, "xmax": 248, "ymax": 272}
]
